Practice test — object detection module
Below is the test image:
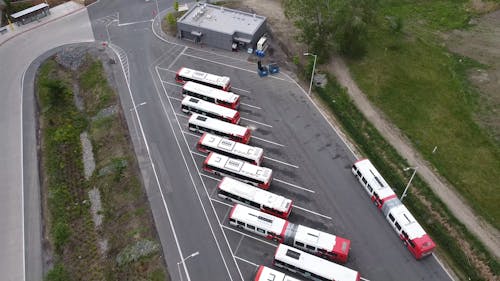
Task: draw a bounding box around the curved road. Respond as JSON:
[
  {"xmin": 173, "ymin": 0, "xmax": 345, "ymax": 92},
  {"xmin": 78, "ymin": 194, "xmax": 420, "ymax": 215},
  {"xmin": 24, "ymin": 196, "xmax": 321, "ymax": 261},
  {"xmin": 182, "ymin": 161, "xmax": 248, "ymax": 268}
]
[{"xmin": 0, "ymin": 4, "xmax": 93, "ymax": 280}]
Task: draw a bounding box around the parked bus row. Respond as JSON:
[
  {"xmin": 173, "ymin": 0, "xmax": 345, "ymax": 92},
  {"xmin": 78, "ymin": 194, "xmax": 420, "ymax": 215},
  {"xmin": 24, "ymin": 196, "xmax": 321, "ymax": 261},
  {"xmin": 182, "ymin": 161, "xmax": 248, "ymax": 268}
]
[
  {"xmin": 352, "ymin": 159, "xmax": 436, "ymax": 259},
  {"xmin": 177, "ymin": 67, "xmax": 358, "ymax": 281}
]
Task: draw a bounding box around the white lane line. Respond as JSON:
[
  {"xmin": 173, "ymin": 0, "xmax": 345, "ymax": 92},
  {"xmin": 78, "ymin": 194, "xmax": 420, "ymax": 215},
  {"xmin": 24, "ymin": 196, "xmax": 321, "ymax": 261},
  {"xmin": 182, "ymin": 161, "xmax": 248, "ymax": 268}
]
[
  {"xmin": 155, "ymin": 66, "xmax": 240, "ymax": 280},
  {"xmin": 432, "ymin": 253, "xmax": 456, "ymax": 281},
  {"xmin": 360, "ymin": 277, "xmax": 371, "ymax": 281},
  {"xmin": 274, "ymin": 178, "xmax": 315, "ymax": 193},
  {"xmin": 222, "ymin": 225, "xmax": 277, "ymax": 248},
  {"xmin": 190, "ymin": 150, "xmax": 205, "ymax": 158},
  {"xmin": 234, "ymin": 256, "xmax": 259, "ymax": 268},
  {"xmin": 167, "ymin": 46, "xmax": 187, "ymax": 70},
  {"xmin": 117, "ymin": 19, "xmax": 152, "ymax": 26},
  {"xmin": 240, "ymin": 102, "xmax": 261, "ymax": 110},
  {"xmin": 240, "ymin": 117, "xmax": 272, "ymax": 128},
  {"xmin": 200, "ymin": 173, "xmax": 221, "ymax": 182},
  {"xmin": 293, "ymin": 205, "xmax": 332, "ymax": 220},
  {"xmin": 263, "ymin": 156, "xmax": 299, "ymax": 169},
  {"xmin": 211, "ymin": 198, "xmax": 232, "ymax": 208},
  {"xmin": 181, "ymin": 52, "xmax": 288, "ymax": 82},
  {"xmin": 231, "ymin": 86, "xmax": 250, "ymax": 93},
  {"xmin": 113, "ymin": 51, "xmax": 195, "ymax": 281},
  {"xmin": 252, "ymin": 136, "xmax": 285, "ymax": 147},
  {"xmin": 21, "ymin": 67, "xmax": 26, "ymax": 281}
]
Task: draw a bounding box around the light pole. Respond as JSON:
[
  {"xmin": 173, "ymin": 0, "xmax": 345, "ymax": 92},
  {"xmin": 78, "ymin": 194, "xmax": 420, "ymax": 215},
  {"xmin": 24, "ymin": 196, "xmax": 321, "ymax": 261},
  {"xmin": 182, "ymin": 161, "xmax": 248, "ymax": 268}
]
[
  {"xmin": 401, "ymin": 166, "xmax": 418, "ymax": 202},
  {"xmin": 177, "ymin": 251, "xmax": 199, "ymax": 281},
  {"xmin": 303, "ymin": 52, "xmax": 317, "ymax": 96}
]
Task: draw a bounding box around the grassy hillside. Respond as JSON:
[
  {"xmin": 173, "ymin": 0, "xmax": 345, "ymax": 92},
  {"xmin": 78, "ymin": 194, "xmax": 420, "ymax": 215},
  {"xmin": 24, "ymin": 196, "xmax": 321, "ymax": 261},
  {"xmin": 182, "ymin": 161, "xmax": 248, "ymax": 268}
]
[{"xmin": 347, "ymin": 0, "xmax": 500, "ymax": 230}]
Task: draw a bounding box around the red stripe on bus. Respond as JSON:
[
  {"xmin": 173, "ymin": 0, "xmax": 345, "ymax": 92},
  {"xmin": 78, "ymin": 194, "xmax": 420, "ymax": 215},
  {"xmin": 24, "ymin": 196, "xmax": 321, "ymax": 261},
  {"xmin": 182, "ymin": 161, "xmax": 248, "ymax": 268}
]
[
  {"xmin": 332, "ymin": 236, "xmax": 351, "ymax": 264},
  {"xmin": 279, "ymin": 221, "xmax": 289, "ymax": 243},
  {"xmin": 253, "ymin": 265, "xmax": 265, "ymax": 281},
  {"xmin": 228, "ymin": 204, "xmax": 238, "ymax": 219}
]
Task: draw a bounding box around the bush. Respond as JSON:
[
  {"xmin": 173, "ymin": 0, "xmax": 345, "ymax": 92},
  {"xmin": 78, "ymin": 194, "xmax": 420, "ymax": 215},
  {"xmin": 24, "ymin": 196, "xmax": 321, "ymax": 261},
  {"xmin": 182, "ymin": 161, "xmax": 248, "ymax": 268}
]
[
  {"xmin": 45, "ymin": 264, "xmax": 70, "ymax": 281},
  {"xmin": 52, "ymin": 222, "xmax": 71, "ymax": 253},
  {"xmin": 166, "ymin": 12, "xmax": 176, "ymax": 26}
]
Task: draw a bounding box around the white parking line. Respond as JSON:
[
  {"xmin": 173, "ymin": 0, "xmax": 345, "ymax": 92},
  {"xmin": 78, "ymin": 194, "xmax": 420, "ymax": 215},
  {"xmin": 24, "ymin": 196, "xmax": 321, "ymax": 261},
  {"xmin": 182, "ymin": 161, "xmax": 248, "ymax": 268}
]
[
  {"xmin": 168, "ymin": 95, "xmax": 182, "ymax": 102},
  {"xmin": 240, "ymin": 117, "xmax": 272, "ymax": 128},
  {"xmin": 200, "ymin": 173, "xmax": 220, "ymax": 182},
  {"xmin": 167, "ymin": 46, "xmax": 187, "ymax": 70},
  {"xmin": 361, "ymin": 277, "xmax": 371, "ymax": 281},
  {"xmin": 293, "ymin": 205, "xmax": 332, "ymax": 220},
  {"xmin": 162, "ymin": 80, "xmax": 181, "ymax": 87},
  {"xmin": 157, "ymin": 66, "xmax": 177, "ymax": 74},
  {"xmin": 234, "ymin": 256, "xmax": 259, "ymax": 268},
  {"xmin": 154, "ymin": 66, "xmax": 241, "ymax": 280},
  {"xmin": 181, "ymin": 53, "xmax": 287, "ymax": 82},
  {"xmin": 190, "ymin": 150, "xmax": 205, "ymax": 158},
  {"xmin": 211, "ymin": 198, "xmax": 232, "ymax": 208},
  {"xmin": 231, "ymin": 86, "xmax": 251, "ymax": 93},
  {"xmin": 222, "ymin": 225, "xmax": 277, "ymax": 248},
  {"xmin": 252, "ymin": 136, "xmax": 285, "ymax": 147},
  {"xmin": 263, "ymin": 156, "xmax": 299, "ymax": 169},
  {"xmin": 182, "ymin": 130, "xmax": 199, "ymax": 138},
  {"xmin": 175, "ymin": 113, "xmax": 188, "ymax": 119},
  {"xmin": 274, "ymin": 178, "xmax": 315, "ymax": 193},
  {"xmin": 240, "ymin": 102, "xmax": 261, "ymax": 110}
]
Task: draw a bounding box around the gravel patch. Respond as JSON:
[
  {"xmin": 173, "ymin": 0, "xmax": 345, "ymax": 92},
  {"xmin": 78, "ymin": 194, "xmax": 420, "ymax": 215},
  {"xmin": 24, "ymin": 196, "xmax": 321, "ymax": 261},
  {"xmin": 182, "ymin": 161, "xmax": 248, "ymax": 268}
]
[
  {"xmin": 92, "ymin": 105, "xmax": 118, "ymax": 121},
  {"xmin": 88, "ymin": 187, "xmax": 103, "ymax": 228},
  {"xmin": 80, "ymin": 131, "xmax": 95, "ymax": 180},
  {"xmin": 55, "ymin": 46, "xmax": 88, "ymax": 71}
]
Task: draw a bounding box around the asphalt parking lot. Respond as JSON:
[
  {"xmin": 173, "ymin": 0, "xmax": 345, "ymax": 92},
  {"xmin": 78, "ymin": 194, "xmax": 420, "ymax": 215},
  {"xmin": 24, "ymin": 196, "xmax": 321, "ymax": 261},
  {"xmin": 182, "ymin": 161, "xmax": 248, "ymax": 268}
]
[{"xmin": 150, "ymin": 44, "xmax": 452, "ymax": 281}]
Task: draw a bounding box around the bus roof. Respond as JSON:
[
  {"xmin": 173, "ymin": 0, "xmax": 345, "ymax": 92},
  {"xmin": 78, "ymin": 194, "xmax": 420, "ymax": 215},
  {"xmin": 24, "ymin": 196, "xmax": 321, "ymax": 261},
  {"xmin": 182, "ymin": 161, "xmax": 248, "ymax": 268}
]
[
  {"xmin": 354, "ymin": 159, "xmax": 396, "ymax": 199},
  {"xmin": 206, "ymin": 153, "xmax": 272, "ymax": 182},
  {"xmin": 179, "ymin": 68, "xmax": 230, "ymax": 88},
  {"xmin": 200, "ymin": 133, "xmax": 263, "ymax": 160},
  {"xmin": 387, "ymin": 201, "xmax": 426, "ymax": 239},
  {"xmin": 184, "ymin": 81, "xmax": 238, "ymax": 102},
  {"xmin": 182, "ymin": 96, "xmax": 238, "ymax": 118},
  {"xmin": 230, "ymin": 204, "xmax": 287, "ymax": 235},
  {"xmin": 255, "ymin": 266, "xmax": 302, "ymax": 281},
  {"xmin": 294, "ymin": 225, "xmax": 340, "ymax": 252},
  {"xmin": 275, "ymin": 244, "xmax": 359, "ymax": 281},
  {"xmin": 219, "ymin": 177, "xmax": 291, "ymax": 212},
  {"xmin": 189, "ymin": 114, "xmax": 248, "ymax": 136}
]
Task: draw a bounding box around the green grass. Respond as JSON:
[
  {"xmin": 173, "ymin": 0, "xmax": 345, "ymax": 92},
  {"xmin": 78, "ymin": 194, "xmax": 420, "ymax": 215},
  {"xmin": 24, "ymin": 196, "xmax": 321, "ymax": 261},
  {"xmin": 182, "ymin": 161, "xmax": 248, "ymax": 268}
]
[
  {"xmin": 80, "ymin": 58, "xmax": 115, "ymax": 116},
  {"xmin": 38, "ymin": 56, "xmax": 167, "ymax": 280},
  {"xmin": 316, "ymin": 76, "xmax": 499, "ymax": 280},
  {"xmin": 347, "ymin": 0, "xmax": 500, "ymax": 230}
]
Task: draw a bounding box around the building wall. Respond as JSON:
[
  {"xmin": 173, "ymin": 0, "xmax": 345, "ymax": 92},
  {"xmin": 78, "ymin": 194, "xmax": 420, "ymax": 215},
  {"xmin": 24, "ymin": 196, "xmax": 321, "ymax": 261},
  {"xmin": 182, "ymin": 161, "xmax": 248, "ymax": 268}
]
[{"xmin": 177, "ymin": 19, "xmax": 267, "ymax": 51}]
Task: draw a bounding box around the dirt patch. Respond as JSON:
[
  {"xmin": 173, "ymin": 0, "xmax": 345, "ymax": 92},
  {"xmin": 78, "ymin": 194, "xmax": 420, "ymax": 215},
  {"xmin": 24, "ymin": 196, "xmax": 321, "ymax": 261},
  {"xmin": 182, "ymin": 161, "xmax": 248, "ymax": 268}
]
[{"xmin": 442, "ymin": 9, "xmax": 500, "ymax": 143}]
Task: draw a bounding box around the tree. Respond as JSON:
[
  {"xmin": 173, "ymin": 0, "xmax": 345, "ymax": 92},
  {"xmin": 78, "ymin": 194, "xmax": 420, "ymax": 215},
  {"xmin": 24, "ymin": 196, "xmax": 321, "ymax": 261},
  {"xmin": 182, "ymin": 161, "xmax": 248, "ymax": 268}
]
[
  {"xmin": 174, "ymin": 0, "xmax": 179, "ymax": 12},
  {"xmin": 283, "ymin": 0, "xmax": 377, "ymax": 59}
]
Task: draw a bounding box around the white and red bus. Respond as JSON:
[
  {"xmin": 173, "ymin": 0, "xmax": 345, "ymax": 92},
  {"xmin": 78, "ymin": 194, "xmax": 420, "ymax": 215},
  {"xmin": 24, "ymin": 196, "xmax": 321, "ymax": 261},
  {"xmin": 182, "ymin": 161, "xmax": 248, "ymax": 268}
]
[
  {"xmin": 352, "ymin": 159, "xmax": 436, "ymax": 259},
  {"xmin": 273, "ymin": 244, "xmax": 360, "ymax": 281},
  {"xmin": 176, "ymin": 67, "xmax": 231, "ymax": 91},
  {"xmin": 188, "ymin": 114, "xmax": 251, "ymax": 144},
  {"xmin": 283, "ymin": 224, "xmax": 350, "ymax": 264},
  {"xmin": 218, "ymin": 177, "xmax": 293, "ymax": 218},
  {"xmin": 203, "ymin": 153, "xmax": 272, "ymax": 189},
  {"xmin": 351, "ymin": 159, "xmax": 397, "ymax": 209},
  {"xmin": 254, "ymin": 265, "xmax": 303, "ymax": 281},
  {"xmin": 181, "ymin": 96, "xmax": 240, "ymax": 124},
  {"xmin": 182, "ymin": 81, "xmax": 240, "ymax": 109},
  {"xmin": 382, "ymin": 199, "xmax": 436, "ymax": 259},
  {"xmin": 197, "ymin": 133, "xmax": 263, "ymax": 165},
  {"xmin": 229, "ymin": 204, "xmax": 288, "ymax": 242},
  {"xmin": 229, "ymin": 204, "xmax": 351, "ymax": 264}
]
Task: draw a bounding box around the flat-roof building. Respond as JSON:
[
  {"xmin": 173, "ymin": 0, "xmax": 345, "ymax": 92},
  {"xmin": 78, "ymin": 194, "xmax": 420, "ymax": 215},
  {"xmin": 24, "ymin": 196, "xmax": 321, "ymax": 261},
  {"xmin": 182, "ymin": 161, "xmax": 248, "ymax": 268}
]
[{"xmin": 177, "ymin": 3, "xmax": 266, "ymax": 51}]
